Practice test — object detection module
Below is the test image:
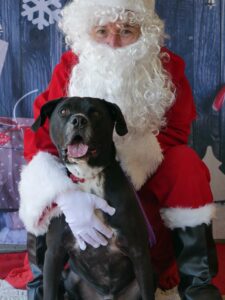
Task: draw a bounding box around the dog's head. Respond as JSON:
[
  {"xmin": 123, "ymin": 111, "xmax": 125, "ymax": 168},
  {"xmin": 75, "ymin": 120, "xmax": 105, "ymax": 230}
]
[{"xmin": 32, "ymin": 97, "xmax": 128, "ymax": 166}]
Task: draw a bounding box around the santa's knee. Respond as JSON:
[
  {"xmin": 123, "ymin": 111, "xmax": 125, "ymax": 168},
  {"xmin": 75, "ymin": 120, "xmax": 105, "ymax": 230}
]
[
  {"xmin": 161, "ymin": 144, "xmax": 211, "ymax": 182},
  {"xmin": 149, "ymin": 145, "xmax": 215, "ymax": 230}
]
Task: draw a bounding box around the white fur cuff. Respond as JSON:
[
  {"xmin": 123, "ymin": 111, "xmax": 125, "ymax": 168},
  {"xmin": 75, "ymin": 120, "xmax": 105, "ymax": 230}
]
[
  {"xmin": 19, "ymin": 151, "xmax": 76, "ymax": 236},
  {"xmin": 160, "ymin": 204, "xmax": 216, "ymax": 229}
]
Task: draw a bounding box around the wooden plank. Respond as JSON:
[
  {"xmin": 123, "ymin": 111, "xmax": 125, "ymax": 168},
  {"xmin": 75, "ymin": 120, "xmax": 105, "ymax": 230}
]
[
  {"xmin": 156, "ymin": 0, "xmax": 195, "ymax": 86},
  {"xmin": 220, "ymin": 0, "xmax": 225, "ymax": 167},
  {"xmin": 221, "ymin": 0, "xmax": 225, "ymax": 83},
  {"xmin": 0, "ymin": 1, "xmax": 21, "ymax": 117},
  {"xmin": 213, "ymin": 202, "xmax": 225, "ymax": 240},
  {"xmin": 19, "ymin": 16, "xmax": 53, "ymax": 117},
  {"xmin": 192, "ymin": 1, "xmax": 221, "ymax": 107},
  {"xmin": 18, "ymin": 0, "xmax": 68, "ymax": 118},
  {"xmin": 192, "ymin": 1, "xmax": 223, "ymax": 163},
  {"xmin": 49, "ymin": 0, "xmax": 68, "ymax": 71},
  {"xmin": 156, "ymin": 0, "xmax": 195, "ymax": 148}
]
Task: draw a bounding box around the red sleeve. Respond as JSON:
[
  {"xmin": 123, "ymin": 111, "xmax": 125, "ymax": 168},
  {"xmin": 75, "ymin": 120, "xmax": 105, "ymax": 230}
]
[
  {"xmin": 24, "ymin": 51, "xmax": 78, "ymax": 162},
  {"xmin": 157, "ymin": 49, "xmax": 196, "ymax": 152}
]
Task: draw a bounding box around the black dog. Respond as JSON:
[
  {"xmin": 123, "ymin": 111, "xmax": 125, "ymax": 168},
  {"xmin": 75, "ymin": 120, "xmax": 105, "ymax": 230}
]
[{"xmin": 32, "ymin": 97, "xmax": 155, "ymax": 300}]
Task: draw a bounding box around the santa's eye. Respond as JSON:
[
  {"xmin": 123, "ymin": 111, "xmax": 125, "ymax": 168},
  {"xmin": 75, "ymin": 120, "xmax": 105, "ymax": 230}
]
[
  {"xmin": 59, "ymin": 108, "xmax": 70, "ymax": 117},
  {"xmin": 120, "ymin": 29, "xmax": 132, "ymax": 36},
  {"xmin": 95, "ymin": 27, "xmax": 108, "ymax": 37}
]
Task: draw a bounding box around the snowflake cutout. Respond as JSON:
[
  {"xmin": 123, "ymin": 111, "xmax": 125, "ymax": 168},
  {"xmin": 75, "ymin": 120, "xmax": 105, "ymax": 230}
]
[{"xmin": 21, "ymin": 0, "xmax": 62, "ymax": 30}]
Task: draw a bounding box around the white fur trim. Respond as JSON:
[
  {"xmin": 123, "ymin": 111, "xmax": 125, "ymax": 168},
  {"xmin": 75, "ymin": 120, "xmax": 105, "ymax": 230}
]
[
  {"xmin": 19, "ymin": 152, "xmax": 77, "ymax": 236},
  {"xmin": 160, "ymin": 204, "xmax": 216, "ymax": 230},
  {"xmin": 115, "ymin": 132, "xmax": 163, "ymax": 191}
]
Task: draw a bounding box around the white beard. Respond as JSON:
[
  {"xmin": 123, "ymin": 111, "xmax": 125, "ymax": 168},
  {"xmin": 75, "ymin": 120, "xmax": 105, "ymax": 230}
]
[
  {"xmin": 67, "ymin": 39, "xmax": 174, "ymax": 190},
  {"xmin": 68, "ymin": 39, "xmax": 174, "ymax": 132}
]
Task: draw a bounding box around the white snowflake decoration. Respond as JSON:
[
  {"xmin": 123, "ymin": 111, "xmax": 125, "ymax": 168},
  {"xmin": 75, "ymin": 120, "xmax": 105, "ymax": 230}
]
[{"xmin": 21, "ymin": 0, "xmax": 62, "ymax": 30}]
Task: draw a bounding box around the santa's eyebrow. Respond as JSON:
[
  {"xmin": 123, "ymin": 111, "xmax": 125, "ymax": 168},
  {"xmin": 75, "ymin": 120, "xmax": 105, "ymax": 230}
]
[
  {"xmin": 119, "ymin": 23, "xmax": 140, "ymax": 29},
  {"xmin": 93, "ymin": 23, "xmax": 140, "ymax": 31},
  {"xmin": 122, "ymin": 24, "xmax": 135, "ymax": 27}
]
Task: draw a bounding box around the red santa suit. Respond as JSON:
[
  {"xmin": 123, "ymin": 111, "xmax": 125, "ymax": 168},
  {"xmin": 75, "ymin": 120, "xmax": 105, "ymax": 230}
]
[{"xmin": 19, "ymin": 48, "xmax": 215, "ymax": 290}]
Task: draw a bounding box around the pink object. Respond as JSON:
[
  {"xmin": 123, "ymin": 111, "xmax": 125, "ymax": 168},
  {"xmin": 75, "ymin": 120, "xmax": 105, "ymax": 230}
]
[
  {"xmin": 212, "ymin": 86, "xmax": 225, "ymax": 111},
  {"xmin": 67, "ymin": 143, "xmax": 89, "ymax": 158},
  {"xmin": 0, "ymin": 132, "xmax": 10, "ymax": 146},
  {"xmin": 0, "ymin": 117, "xmax": 33, "ymax": 210},
  {"xmin": 70, "ymin": 173, "xmax": 86, "ymax": 183}
]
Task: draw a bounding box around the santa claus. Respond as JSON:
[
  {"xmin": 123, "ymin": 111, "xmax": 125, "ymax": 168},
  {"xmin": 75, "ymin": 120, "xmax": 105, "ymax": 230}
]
[{"xmin": 18, "ymin": 0, "xmax": 222, "ymax": 299}]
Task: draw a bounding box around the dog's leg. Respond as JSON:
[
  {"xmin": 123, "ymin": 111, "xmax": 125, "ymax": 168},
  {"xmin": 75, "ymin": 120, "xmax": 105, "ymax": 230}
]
[
  {"xmin": 43, "ymin": 246, "xmax": 66, "ymax": 300},
  {"xmin": 43, "ymin": 217, "xmax": 67, "ymax": 300},
  {"xmin": 117, "ymin": 279, "xmax": 141, "ymax": 300},
  {"xmin": 129, "ymin": 248, "xmax": 155, "ymax": 300},
  {"xmin": 64, "ymin": 269, "xmax": 83, "ymax": 300}
]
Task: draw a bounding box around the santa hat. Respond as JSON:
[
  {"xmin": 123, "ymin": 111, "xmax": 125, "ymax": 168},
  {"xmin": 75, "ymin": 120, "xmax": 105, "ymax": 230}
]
[{"xmin": 71, "ymin": 0, "xmax": 155, "ymax": 13}]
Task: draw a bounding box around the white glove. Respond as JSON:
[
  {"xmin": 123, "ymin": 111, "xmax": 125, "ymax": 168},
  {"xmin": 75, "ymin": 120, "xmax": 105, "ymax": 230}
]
[{"xmin": 56, "ymin": 190, "xmax": 116, "ymax": 250}]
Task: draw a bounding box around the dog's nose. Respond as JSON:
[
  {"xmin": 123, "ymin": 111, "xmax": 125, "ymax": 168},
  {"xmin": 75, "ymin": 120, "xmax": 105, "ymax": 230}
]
[{"xmin": 71, "ymin": 115, "xmax": 88, "ymax": 128}]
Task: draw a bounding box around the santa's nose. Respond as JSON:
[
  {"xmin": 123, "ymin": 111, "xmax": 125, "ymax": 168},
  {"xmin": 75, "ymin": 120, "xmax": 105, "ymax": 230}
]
[{"xmin": 106, "ymin": 34, "xmax": 122, "ymax": 48}]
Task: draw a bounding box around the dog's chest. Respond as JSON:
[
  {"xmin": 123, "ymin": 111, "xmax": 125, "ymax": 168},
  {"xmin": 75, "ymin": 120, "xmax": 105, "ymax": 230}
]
[
  {"xmin": 66, "ymin": 163, "xmax": 121, "ymax": 253},
  {"xmin": 73, "ymin": 173, "xmax": 104, "ymax": 199},
  {"xmin": 66, "ymin": 163, "xmax": 105, "ymax": 198}
]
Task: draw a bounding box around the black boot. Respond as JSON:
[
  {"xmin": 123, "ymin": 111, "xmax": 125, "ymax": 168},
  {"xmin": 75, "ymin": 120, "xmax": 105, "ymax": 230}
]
[
  {"xmin": 27, "ymin": 233, "xmax": 46, "ymax": 300},
  {"xmin": 172, "ymin": 223, "xmax": 222, "ymax": 300}
]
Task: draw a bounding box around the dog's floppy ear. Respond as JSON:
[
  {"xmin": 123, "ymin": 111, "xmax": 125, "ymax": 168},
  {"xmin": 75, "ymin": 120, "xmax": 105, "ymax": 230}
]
[
  {"xmin": 104, "ymin": 101, "xmax": 128, "ymax": 136},
  {"xmin": 31, "ymin": 97, "xmax": 65, "ymax": 132}
]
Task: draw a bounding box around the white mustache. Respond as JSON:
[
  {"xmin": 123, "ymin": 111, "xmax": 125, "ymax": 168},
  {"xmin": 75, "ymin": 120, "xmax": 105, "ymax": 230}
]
[{"xmin": 68, "ymin": 39, "xmax": 175, "ymax": 134}]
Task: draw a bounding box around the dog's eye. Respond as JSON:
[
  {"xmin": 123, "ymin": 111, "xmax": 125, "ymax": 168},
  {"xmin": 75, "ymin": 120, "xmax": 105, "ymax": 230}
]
[
  {"xmin": 92, "ymin": 111, "xmax": 101, "ymax": 118},
  {"xmin": 59, "ymin": 108, "xmax": 70, "ymax": 117},
  {"xmin": 89, "ymin": 109, "xmax": 101, "ymax": 119}
]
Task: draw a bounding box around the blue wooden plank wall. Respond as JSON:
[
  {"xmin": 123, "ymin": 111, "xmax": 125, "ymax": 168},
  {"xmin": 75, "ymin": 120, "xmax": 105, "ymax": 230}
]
[
  {"xmin": 0, "ymin": 0, "xmax": 67, "ymax": 118},
  {"xmin": 0, "ymin": 0, "xmax": 224, "ymax": 169}
]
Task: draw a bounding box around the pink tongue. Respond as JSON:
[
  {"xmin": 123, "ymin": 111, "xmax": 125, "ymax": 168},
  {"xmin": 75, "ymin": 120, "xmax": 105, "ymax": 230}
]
[{"xmin": 67, "ymin": 144, "xmax": 89, "ymax": 158}]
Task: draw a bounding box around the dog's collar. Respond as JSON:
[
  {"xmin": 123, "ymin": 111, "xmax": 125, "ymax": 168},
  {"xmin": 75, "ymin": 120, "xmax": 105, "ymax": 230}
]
[
  {"xmin": 69, "ymin": 166, "xmax": 107, "ymax": 184},
  {"xmin": 70, "ymin": 173, "xmax": 87, "ymax": 183}
]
